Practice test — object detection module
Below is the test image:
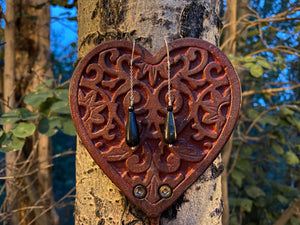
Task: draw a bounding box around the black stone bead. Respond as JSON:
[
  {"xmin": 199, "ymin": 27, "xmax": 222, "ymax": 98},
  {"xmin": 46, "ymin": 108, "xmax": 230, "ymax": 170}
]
[
  {"xmin": 126, "ymin": 107, "xmax": 140, "ymax": 147},
  {"xmin": 164, "ymin": 107, "xmax": 177, "ymax": 145}
]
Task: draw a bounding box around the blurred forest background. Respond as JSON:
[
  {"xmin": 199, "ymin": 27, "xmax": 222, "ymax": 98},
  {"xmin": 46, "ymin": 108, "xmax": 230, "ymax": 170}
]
[{"xmin": 0, "ymin": 0, "xmax": 299, "ymax": 225}]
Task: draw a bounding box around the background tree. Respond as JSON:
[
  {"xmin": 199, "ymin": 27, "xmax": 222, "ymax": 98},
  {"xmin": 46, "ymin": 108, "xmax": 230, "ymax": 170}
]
[
  {"xmin": 0, "ymin": 0, "xmax": 77, "ymax": 224},
  {"xmin": 220, "ymin": 0, "xmax": 249, "ymax": 224},
  {"xmin": 2, "ymin": 0, "xmax": 59, "ymax": 224},
  {"xmin": 0, "ymin": 0, "xmax": 298, "ymax": 224},
  {"xmin": 74, "ymin": 0, "xmax": 224, "ymax": 224},
  {"xmin": 220, "ymin": 0, "xmax": 300, "ymax": 224}
]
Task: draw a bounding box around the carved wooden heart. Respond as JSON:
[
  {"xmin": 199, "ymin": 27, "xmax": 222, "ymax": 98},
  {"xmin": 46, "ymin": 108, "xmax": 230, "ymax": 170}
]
[{"xmin": 69, "ymin": 38, "xmax": 241, "ymax": 220}]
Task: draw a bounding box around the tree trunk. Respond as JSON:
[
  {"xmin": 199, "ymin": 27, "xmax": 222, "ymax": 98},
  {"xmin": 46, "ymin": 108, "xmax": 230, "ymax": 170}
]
[
  {"xmin": 221, "ymin": 1, "xmax": 249, "ymax": 224},
  {"xmin": 75, "ymin": 0, "xmax": 223, "ymax": 224},
  {"xmin": 3, "ymin": 0, "xmax": 58, "ymax": 224},
  {"xmin": 4, "ymin": 1, "xmax": 18, "ymax": 224}
]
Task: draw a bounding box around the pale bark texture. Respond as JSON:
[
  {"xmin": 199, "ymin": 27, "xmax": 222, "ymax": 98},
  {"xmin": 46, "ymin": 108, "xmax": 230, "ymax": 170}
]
[
  {"xmin": 75, "ymin": 0, "xmax": 223, "ymax": 224},
  {"xmin": 3, "ymin": 0, "xmax": 58, "ymax": 224}
]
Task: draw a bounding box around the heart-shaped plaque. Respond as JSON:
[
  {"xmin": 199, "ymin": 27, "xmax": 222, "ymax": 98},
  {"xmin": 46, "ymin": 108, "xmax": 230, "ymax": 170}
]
[{"xmin": 69, "ymin": 38, "xmax": 241, "ymax": 223}]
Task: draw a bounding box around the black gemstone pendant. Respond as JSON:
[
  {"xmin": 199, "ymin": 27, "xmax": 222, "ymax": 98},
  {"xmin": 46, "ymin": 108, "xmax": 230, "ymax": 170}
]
[
  {"xmin": 126, "ymin": 106, "xmax": 140, "ymax": 148},
  {"xmin": 164, "ymin": 106, "xmax": 177, "ymax": 145}
]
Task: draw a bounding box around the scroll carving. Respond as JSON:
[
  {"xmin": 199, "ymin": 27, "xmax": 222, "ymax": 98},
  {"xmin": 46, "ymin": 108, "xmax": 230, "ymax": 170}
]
[{"xmin": 70, "ymin": 38, "xmax": 241, "ymax": 218}]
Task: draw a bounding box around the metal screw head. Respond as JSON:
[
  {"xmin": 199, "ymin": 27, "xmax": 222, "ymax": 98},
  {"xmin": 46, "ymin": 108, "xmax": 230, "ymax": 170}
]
[
  {"xmin": 133, "ymin": 185, "xmax": 147, "ymax": 199},
  {"xmin": 159, "ymin": 185, "xmax": 172, "ymax": 198}
]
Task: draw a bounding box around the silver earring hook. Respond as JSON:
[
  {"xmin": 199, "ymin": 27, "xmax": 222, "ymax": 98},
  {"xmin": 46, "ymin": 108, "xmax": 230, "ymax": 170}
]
[
  {"xmin": 165, "ymin": 39, "xmax": 171, "ymax": 107},
  {"xmin": 130, "ymin": 40, "xmax": 136, "ymax": 106}
]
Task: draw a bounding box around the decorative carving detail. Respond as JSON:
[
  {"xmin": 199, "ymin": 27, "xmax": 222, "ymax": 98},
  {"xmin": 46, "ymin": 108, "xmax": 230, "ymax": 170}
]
[{"xmin": 69, "ymin": 38, "xmax": 241, "ymax": 220}]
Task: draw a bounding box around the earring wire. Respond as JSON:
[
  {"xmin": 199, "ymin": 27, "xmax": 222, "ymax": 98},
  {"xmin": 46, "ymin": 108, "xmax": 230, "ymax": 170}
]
[
  {"xmin": 126, "ymin": 40, "xmax": 139, "ymax": 149},
  {"xmin": 165, "ymin": 39, "xmax": 172, "ymax": 107},
  {"xmin": 130, "ymin": 40, "xmax": 136, "ymax": 106}
]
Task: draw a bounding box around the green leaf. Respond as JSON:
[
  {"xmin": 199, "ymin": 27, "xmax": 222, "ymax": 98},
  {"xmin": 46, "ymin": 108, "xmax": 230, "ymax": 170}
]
[
  {"xmin": 240, "ymin": 146, "xmax": 253, "ymax": 157},
  {"xmin": 12, "ymin": 122, "xmax": 36, "ymax": 138},
  {"xmin": 247, "ymin": 28, "xmax": 259, "ymax": 37},
  {"xmin": 240, "ymin": 198, "xmax": 253, "ymax": 212},
  {"xmin": 272, "ymin": 142, "xmax": 284, "ymax": 155},
  {"xmin": 229, "ymin": 216, "xmax": 239, "ymax": 225},
  {"xmin": 0, "ymin": 110, "xmax": 21, "ymax": 124},
  {"xmin": 276, "ymin": 195, "xmax": 289, "ymax": 204},
  {"xmin": 51, "ymin": 101, "xmax": 70, "ymax": 114},
  {"xmin": 250, "ymin": 64, "xmax": 264, "ymax": 78},
  {"xmin": 290, "ymin": 217, "xmax": 300, "ymax": 225},
  {"xmin": 54, "ymin": 88, "xmax": 69, "ymax": 100},
  {"xmin": 253, "ymin": 197, "xmax": 266, "ymax": 207},
  {"xmin": 281, "ymin": 107, "xmax": 294, "ymax": 116},
  {"xmin": 19, "ymin": 108, "xmax": 40, "ymax": 120},
  {"xmin": 244, "ymin": 62, "xmax": 255, "ymax": 68},
  {"xmin": 35, "ymin": 79, "xmax": 54, "ymax": 90},
  {"xmin": 245, "ymin": 186, "xmax": 265, "ymax": 198},
  {"xmin": 38, "ymin": 117, "xmax": 61, "ymax": 136},
  {"xmin": 236, "ymin": 159, "xmax": 252, "ymax": 173},
  {"xmin": 259, "ymin": 114, "xmax": 278, "ymax": 126},
  {"xmin": 257, "ymin": 59, "xmax": 271, "ymax": 69},
  {"xmin": 0, "ymin": 133, "xmax": 13, "ymax": 152},
  {"xmin": 284, "ymin": 151, "xmax": 300, "ymax": 165},
  {"xmin": 231, "ymin": 170, "xmax": 245, "ymax": 187},
  {"xmin": 286, "ymin": 116, "xmax": 297, "ymax": 125},
  {"xmin": 39, "ymin": 97, "xmax": 58, "ymax": 114},
  {"xmin": 60, "ymin": 117, "xmax": 77, "ymax": 136},
  {"xmin": 243, "ymin": 57, "xmax": 256, "ymax": 62},
  {"xmin": 267, "ymin": 153, "xmax": 280, "ymax": 162},
  {"xmin": 10, "ymin": 135, "xmax": 25, "ymax": 150},
  {"xmin": 248, "ymin": 109, "xmax": 260, "ymax": 120},
  {"xmin": 24, "ymin": 90, "xmax": 54, "ymax": 106},
  {"xmin": 0, "ymin": 108, "xmax": 39, "ymax": 125},
  {"xmin": 0, "ymin": 132, "xmax": 25, "ymax": 152},
  {"xmin": 0, "ymin": 146, "xmax": 14, "ymax": 152},
  {"xmin": 294, "ymin": 120, "xmax": 300, "ymax": 133},
  {"xmin": 0, "ymin": 129, "xmax": 3, "ymax": 138}
]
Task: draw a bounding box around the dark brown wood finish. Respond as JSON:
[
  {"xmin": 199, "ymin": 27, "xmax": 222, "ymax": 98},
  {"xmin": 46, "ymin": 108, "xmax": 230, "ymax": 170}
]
[{"xmin": 69, "ymin": 38, "xmax": 241, "ymax": 223}]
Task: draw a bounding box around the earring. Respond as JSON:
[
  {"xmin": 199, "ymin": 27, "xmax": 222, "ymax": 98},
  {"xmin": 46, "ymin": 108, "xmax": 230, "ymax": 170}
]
[
  {"xmin": 163, "ymin": 39, "xmax": 177, "ymax": 146},
  {"xmin": 126, "ymin": 40, "xmax": 140, "ymax": 148}
]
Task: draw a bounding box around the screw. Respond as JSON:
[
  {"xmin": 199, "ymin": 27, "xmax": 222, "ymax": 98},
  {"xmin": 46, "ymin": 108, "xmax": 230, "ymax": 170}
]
[
  {"xmin": 159, "ymin": 184, "xmax": 172, "ymax": 198},
  {"xmin": 133, "ymin": 185, "xmax": 147, "ymax": 199}
]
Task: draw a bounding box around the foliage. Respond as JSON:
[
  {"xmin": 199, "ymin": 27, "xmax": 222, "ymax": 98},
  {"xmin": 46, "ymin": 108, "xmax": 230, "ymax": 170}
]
[
  {"xmin": 221, "ymin": 0, "xmax": 300, "ymax": 224},
  {"xmin": 0, "ymin": 79, "xmax": 76, "ymax": 152}
]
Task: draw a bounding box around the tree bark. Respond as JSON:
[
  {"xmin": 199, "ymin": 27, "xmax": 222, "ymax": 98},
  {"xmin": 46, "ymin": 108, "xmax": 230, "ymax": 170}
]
[
  {"xmin": 4, "ymin": 1, "xmax": 18, "ymax": 224},
  {"xmin": 75, "ymin": 0, "xmax": 223, "ymax": 224},
  {"xmin": 221, "ymin": 2, "xmax": 237, "ymax": 224},
  {"xmin": 221, "ymin": 1, "xmax": 248, "ymax": 224},
  {"xmin": 273, "ymin": 199, "xmax": 300, "ymax": 225},
  {"xmin": 3, "ymin": 1, "xmax": 58, "ymax": 224}
]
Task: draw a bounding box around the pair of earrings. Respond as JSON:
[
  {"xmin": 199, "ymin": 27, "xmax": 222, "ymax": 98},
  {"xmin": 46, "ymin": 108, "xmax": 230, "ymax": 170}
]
[{"xmin": 125, "ymin": 40, "xmax": 177, "ymax": 148}]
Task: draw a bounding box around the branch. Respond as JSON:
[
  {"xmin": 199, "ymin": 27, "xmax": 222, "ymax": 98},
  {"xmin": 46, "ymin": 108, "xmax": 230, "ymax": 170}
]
[
  {"xmin": 273, "ymin": 199, "xmax": 300, "ymax": 225},
  {"xmin": 242, "ymin": 83, "xmax": 300, "ymax": 97},
  {"xmin": 220, "ymin": 5, "xmax": 300, "ymax": 54},
  {"xmin": 247, "ymin": 45, "xmax": 300, "ymax": 57},
  {"xmin": 228, "ymin": 104, "xmax": 299, "ymax": 175}
]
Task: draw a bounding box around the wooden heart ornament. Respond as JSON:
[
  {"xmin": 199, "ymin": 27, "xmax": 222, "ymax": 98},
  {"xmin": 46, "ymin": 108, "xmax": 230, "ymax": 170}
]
[{"xmin": 69, "ymin": 38, "xmax": 241, "ymax": 223}]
